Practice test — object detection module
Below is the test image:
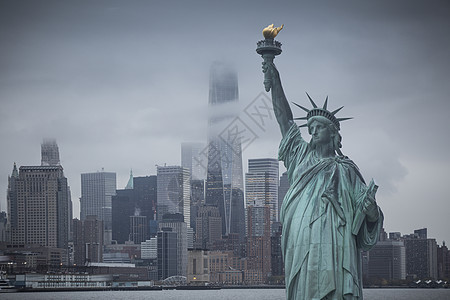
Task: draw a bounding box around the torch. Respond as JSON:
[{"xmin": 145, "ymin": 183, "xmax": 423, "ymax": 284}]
[{"xmin": 256, "ymin": 24, "xmax": 284, "ymax": 92}]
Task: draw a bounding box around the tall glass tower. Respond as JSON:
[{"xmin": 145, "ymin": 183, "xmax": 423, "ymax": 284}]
[
  {"xmin": 80, "ymin": 171, "xmax": 116, "ymax": 245},
  {"xmin": 205, "ymin": 62, "xmax": 245, "ymax": 241}
]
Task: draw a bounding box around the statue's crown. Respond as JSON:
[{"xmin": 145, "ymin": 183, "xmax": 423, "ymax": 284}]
[{"xmin": 293, "ymin": 93, "xmax": 352, "ymax": 131}]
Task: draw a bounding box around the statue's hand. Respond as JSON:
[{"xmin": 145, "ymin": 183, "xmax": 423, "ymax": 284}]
[
  {"xmin": 262, "ymin": 61, "xmax": 280, "ymax": 91},
  {"xmin": 363, "ymin": 195, "xmax": 379, "ymax": 222}
]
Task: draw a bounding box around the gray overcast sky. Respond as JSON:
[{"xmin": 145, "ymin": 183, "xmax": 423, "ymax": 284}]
[{"xmin": 1, "ymin": 1, "xmax": 449, "ymax": 244}]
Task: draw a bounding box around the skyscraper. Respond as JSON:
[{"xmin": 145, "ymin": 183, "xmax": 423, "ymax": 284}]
[
  {"xmin": 156, "ymin": 166, "xmax": 190, "ymax": 223},
  {"xmin": 205, "ymin": 62, "xmax": 245, "ymax": 242},
  {"xmin": 195, "ymin": 205, "xmax": 222, "ymax": 250},
  {"xmin": 112, "ymin": 175, "xmax": 157, "ymax": 243},
  {"xmin": 41, "ymin": 139, "xmax": 60, "ymax": 166},
  {"xmin": 158, "ymin": 213, "xmax": 188, "ymax": 276},
  {"xmin": 7, "ymin": 165, "xmax": 70, "ymax": 250},
  {"xmin": 246, "ymin": 158, "xmax": 279, "ymax": 226},
  {"xmin": 404, "ymin": 229, "xmax": 438, "ymax": 279},
  {"xmin": 73, "ymin": 216, "xmax": 103, "ymax": 265},
  {"xmin": 181, "ymin": 142, "xmax": 207, "ymax": 181},
  {"xmin": 80, "ymin": 171, "xmax": 116, "ymax": 245},
  {"xmin": 157, "ymin": 228, "xmax": 178, "ymax": 280},
  {"xmin": 246, "ymin": 205, "xmax": 272, "ymax": 283},
  {"xmin": 7, "ymin": 140, "xmax": 71, "ymax": 254}
]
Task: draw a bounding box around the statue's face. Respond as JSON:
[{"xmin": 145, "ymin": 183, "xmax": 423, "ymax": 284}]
[{"xmin": 309, "ymin": 120, "xmax": 332, "ymax": 146}]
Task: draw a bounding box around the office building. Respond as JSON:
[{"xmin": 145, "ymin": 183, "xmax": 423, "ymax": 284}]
[
  {"xmin": 130, "ymin": 215, "xmax": 148, "ymax": 244},
  {"xmin": 73, "ymin": 216, "xmax": 104, "ymax": 265},
  {"xmin": 246, "ymin": 205, "xmax": 271, "ymax": 283},
  {"xmin": 195, "ymin": 205, "xmax": 222, "ymax": 250},
  {"xmin": 156, "ymin": 166, "xmax": 190, "ymax": 223},
  {"xmin": 205, "ymin": 62, "xmax": 245, "ymax": 242},
  {"xmin": 7, "ymin": 164, "xmax": 71, "ymax": 251},
  {"xmin": 367, "ymin": 240, "xmax": 406, "ymax": 280},
  {"xmin": 190, "ymin": 179, "xmax": 205, "ymax": 232},
  {"xmin": 80, "ymin": 171, "xmax": 116, "ymax": 245},
  {"xmin": 112, "ymin": 188, "xmax": 134, "ymax": 243},
  {"xmin": 112, "ymin": 175, "xmax": 157, "ymax": 243},
  {"xmin": 437, "ymin": 242, "xmax": 450, "ymax": 279},
  {"xmin": 404, "ymin": 228, "xmax": 438, "ymax": 279},
  {"xmin": 158, "ymin": 213, "xmax": 188, "ymax": 276},
  {"xmin": 141, "ymin": 237, "xmax": 157, "ymax": 260},
  {"xmin": 157, "ymin": 228, "xmax": 178, "ymax": 280},
  {"xmin": 246, "ymin": 158, "xmax": 279, "ymax": 227}
]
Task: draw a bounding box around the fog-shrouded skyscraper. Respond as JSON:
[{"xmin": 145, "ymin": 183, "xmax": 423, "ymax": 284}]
[
  {"xmin": 80, "ymin": 171, "xmax": 116, "ymax": 245},
  {"xmin": 246, "ymin": 158, "xmax": 279, "ymax": 227},
  {"xmin": 181, "ymin": 142, "xmax": 206, "ymax": 181},
  {"xmin": 156, "ymin": 166, "xmax": 190, "ymax": 223},
  {"xmin": 7, "ymin": 140, "xmax": 72, "ymax": 256},
  {"xmin": 205, "ymin": 62, "xmax": 245, "ymax": 242},
  {"xmin": 41, "ymin": 138, "xmax": 60, "ymax": 166}
]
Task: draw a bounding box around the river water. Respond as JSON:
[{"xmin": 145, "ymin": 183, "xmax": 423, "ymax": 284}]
[{"xmin": 2, "ymin": 288, "xmax": 450, "ymax": 300}]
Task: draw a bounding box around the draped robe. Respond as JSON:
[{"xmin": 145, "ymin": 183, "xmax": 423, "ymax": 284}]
[{"xmin": 279, "ymin": 124, "xmax": 383, "ymax": 300}]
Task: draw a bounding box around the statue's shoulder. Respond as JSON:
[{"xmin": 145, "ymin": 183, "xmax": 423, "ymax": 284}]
[{"xmin": 335, "ymin": 156, "xmax": 365, "ymax": 183}]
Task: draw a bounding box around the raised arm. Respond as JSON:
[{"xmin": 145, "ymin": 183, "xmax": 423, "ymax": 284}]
[{"xmin": 263, "ymin": 62, "xmax": 295, "ymax": 137}]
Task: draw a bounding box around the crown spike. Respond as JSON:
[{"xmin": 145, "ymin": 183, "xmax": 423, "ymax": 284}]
[
  {"xmin": 299, "ymin": 123, "xmax": 308, "ymax": 128},
  {"xmin": 331, "ymin": 106, "xmax": 344, "ymax": 115},
  {"xmin": 293, "ymin": 117, "xmax": 308, "ymax": 120},
  {"xmin": 305, "ymin": 92, "xmax": 318, "ymax": 108},
  {"xmin": 323, "ymin": 96, "xmax": 329, "ymax": 110},
  {"xmin": 292, "ymin": 102, "xmax": 310, "ymax": 113},
  {"xmin": 336, "ymin": 117, "xmax": 353, "ymax": 122}
]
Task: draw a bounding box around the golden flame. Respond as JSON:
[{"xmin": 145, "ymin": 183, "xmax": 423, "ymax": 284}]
[{"xmin": 262, "ymin": 24, "xmax": 284, "ymax": 39}]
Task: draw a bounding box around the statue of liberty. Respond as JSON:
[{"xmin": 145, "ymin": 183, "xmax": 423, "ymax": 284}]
[{"xmin": 262, "ymin": 60, "xmax": 384, "ymax": 299}]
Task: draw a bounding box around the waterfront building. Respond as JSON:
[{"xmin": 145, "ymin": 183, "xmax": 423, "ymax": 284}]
[
  {"xmin": 437, "ymin": 242, "xmax": 449, "ymax": 279},
  {"xmin": 3, "ymin": 244, "xmax": 68, "ymax": 271},
  {"xmin": 156, "ymin": 166, "xmax": 190, "ymax": 224},
  {"xmin": 404, "ymin": 228, "xmax": 438, "ymax": 279},
  {"xmin": 187, "ymin": 249, "xmax": 210, "ymax": 284},
  {"xmin": 157, "ymin": 228, "xmax": 178, "ymax": 280},
  {"xmin": 367, "ymin": 240, "xmax": 406, "ymax": 280},
  {"xmin": 80, "ymin": 171, "xmax": 116, "ymax": 245},
  {"xmin": 208, "ymin": 250, "xmax": 246, "ymax": 285},
  {"xmin": 205, "ymin": 62, "xmax": 245, "ymax": 243},
  {"xmin": 246, "ymin": 158, "xmax": 279, "ymax": 228},
  {"xmin": 158, "ymin": 213, "xmax": 188, "ymax": 276}
]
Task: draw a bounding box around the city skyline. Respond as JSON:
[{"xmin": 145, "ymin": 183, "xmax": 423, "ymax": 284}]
[{"xmin": 1, "ymin": 0, "xmax": 449, "ymax": 246}]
